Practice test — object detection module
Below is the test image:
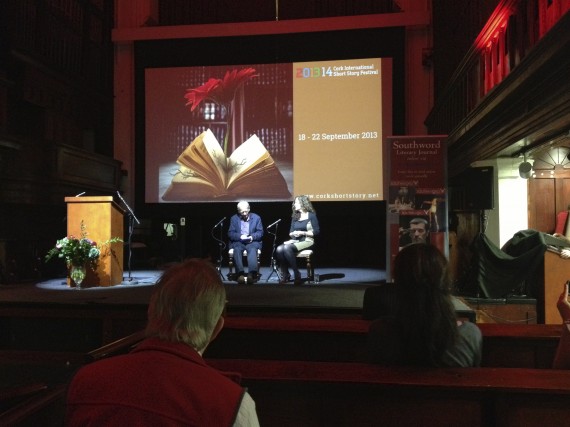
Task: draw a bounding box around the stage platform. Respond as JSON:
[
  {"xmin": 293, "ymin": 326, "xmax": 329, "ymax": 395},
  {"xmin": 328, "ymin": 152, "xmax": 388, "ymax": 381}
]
[
  {"xmin": 0, "ymin": 267, "xmax": 483, "ymax": 353},
  {"xmin": 0, "ymin": 267, "xmax": 386, "ymax": 314},
  {"xmin": 0, "ymin": 266, "xmax": 481, "ymax": 320}
]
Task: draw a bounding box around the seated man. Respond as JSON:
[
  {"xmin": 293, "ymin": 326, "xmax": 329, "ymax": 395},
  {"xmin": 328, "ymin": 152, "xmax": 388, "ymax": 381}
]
[
  {"xmin": 228, "ymin": 201, "xmax": 263, "ymax": 283},
  {"xmin": 65, "ymin": 259, "xmax": 260, "ymax": 426}
]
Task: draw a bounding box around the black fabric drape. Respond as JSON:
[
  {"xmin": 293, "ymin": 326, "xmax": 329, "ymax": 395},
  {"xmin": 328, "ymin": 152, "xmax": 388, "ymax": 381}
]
[{"xmin": 466, "ymin": 230, "xmax": 548, "ymax": 298}]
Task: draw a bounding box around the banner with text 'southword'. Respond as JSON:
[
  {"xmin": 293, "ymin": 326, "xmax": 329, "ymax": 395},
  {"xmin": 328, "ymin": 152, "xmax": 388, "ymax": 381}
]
[{"xmin": 386, "ymin": 135, "xmax": 448, "ymax": 280}]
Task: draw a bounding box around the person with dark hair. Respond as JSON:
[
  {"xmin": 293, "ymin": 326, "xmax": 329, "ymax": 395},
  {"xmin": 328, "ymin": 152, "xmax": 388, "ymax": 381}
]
[
  {"xmin": 276, "ymin": 195, "xmax": 320, "ymax": 285},
  {"xmin": 367, "ymin": 243, "xmax": 482, "ymax": 367},
  {"xmin": 228, "ymin": 200, "xmax": 264, "ymax": 283},
  {"xmin": 65, "ymin": 259, "xmax": 260, "ymax": 426}
]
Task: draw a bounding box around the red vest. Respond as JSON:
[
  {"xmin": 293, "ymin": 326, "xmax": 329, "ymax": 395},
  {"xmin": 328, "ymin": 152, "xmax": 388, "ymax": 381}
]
[{"xmin": 66, "ymin": 338, "xmax": 245, "ymax": 426}]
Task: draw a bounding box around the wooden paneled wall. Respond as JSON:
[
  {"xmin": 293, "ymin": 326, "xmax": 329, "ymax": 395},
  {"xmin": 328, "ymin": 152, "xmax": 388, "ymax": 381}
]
[{"xmin": 528, "ymin": 175, "xmax": 570, "ymax": 233}]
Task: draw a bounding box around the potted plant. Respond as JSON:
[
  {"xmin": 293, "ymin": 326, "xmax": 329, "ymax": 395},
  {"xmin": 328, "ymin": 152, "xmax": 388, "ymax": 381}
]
[{"xmin": 45, "ymin": 221, "xmax": 122, "ymax": 288}]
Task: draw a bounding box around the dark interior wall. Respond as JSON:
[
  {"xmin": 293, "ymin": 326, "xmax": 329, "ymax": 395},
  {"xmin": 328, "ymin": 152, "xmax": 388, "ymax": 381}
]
[
  {"xmin": 0, "ymin": 204, "xmax": 67, "ymax": 283},
  {"xmin": 158, "ymin": 0, "xmax": 399, "ymax": 25},
  {"xmin": 135, "ymin": 201, "xmax": 387, "ymax": 269},
  {"xmin": 0, "ymin": 1, "xmax": 115, "ymax": 283},
  {"xmin": 0, "ymin": 200, "xmax": 386, "ymax": 283}
]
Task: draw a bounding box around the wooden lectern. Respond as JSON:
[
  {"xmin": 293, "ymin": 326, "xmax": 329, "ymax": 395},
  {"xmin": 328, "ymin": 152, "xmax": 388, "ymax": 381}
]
[
  {"xmin": 65, "ymin": 196, "xmax": 124, "ymax": 287},
  {"xmin": 542, "ymin": 249, "xmax": 570, "ymax": 324}
]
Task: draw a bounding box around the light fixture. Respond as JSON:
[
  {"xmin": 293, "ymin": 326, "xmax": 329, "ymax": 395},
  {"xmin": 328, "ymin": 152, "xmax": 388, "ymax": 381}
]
[{"xmin": 519, "ymin": 155, "xmax": 532, "ymax": 179}]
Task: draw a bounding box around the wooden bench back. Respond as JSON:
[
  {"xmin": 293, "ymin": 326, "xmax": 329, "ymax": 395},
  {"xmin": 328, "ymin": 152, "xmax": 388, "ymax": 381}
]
[
  {"xmin": 208, "ymin": 358, "xmax": 570, "ymax": 427},
  {"xmin": 207, "ymin": 317, "xmax": 561, "ymax": 368}
]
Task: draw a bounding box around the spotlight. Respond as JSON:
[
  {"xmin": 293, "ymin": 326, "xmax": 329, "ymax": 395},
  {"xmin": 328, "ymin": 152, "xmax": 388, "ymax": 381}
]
[{"xmin": 519, "ymin": 161, "xmax": 532, "ymax": 179}]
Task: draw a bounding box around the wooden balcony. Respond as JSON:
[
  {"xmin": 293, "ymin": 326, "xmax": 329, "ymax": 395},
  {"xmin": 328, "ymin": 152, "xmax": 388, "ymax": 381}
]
[{"xmin": 426, "ymin": 2, "xmax": 570, "ymax": 177}]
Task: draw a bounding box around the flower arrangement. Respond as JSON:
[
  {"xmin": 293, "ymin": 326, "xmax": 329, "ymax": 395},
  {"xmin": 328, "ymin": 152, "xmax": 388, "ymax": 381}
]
[
  {"xmin": 45, "ymin": 221, "xmax": 122, "ymax": 269},
  {"xmin": 184, "ymin": 68, "xmax": 258, "ymax": 155}
]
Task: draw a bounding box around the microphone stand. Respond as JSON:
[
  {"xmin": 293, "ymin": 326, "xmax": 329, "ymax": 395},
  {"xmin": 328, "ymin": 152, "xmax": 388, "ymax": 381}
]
[
  {"xmin": 211, "ymin": 219, "xmax": 226, "ymax": 281},
  {"xmin": 116, "ymin": 191, "xmax": 140, "ymax": 282},
  {"xmin": 266, "ymin": 222, "xmax": 281, "ymax": 283}
]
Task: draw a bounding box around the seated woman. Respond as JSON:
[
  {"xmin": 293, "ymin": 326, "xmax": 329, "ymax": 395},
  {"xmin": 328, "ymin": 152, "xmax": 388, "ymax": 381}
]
[
  {"xmin": 367, "ymin": 243, "xmax": 482, "ymax": 367},
  {"xmin": 276, "ymin": 195, "xmax": 319, "ymax": 286}
]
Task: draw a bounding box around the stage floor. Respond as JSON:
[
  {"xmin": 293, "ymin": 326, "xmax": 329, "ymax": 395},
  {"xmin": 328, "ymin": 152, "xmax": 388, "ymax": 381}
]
[
  {"xmin": 0, "ymin": 267, "xmax": 386, "ymax": 313},
  {"xmin": 0, "ymin": 267, "xmax": 481, "ymax": 320}
]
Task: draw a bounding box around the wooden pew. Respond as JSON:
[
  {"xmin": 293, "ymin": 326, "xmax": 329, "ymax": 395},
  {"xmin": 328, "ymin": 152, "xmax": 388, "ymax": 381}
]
[
  {"xmin": 85, "ymin": 329, "xmax": 146, "ymax": 362},
  {"xmin": 207, "ymin": 316, "xmax": 370, "ymax": 362},
  {"xmin": 208, "ymin": 358, "xmax": 570, "ymax": 427},
  {"xmin": 0, "ymin": 324, "xmax": 565, "ymax": 425},
  {"xmin": 208, "ymin": 316, "xmax": 562, "ymax": 368},
  {"xmin": 0, "ymin": 383, "xmax": 48, "ymax": 412},
  {"xmin": 0, "ymin": 384, "xmax": 67, "ymax": 427},
  {"xmin": 479, "ymin": 323, "xmax": 561, "ymax": 368},
  {"xmin": 0, "ymin": 330, "xmax": 146, "ymax": 426}
]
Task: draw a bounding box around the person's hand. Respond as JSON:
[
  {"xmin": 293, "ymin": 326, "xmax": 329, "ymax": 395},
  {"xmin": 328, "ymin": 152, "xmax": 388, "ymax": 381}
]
[
  {"xmin": 240, "ymin": 234, "xmax": 251, "ymax": 242},
  {"xmin": 561, "ymin": 249, "xmax": 570, "ymax": 259},
  {"xmin": 557, "ymin": 282, "xmax": 570, "ymax": 323}
]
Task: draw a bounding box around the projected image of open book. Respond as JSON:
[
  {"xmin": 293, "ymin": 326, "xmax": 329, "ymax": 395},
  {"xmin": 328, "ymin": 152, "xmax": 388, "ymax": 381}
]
[{"xmin": 162, "ymin": 129, "xmax": 291, "ymax": 200}]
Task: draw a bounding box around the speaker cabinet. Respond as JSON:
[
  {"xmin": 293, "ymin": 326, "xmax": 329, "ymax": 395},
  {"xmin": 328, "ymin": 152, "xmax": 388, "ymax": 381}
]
[{"xmin": 449, "ymin": 166, "xmax": 494, "ymax": 211}]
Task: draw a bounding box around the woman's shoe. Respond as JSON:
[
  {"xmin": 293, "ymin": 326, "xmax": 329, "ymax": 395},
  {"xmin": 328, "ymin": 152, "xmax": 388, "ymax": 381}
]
[{"xmin": 279, "ymin": 272, "xmax": 291, "ymax": 284}]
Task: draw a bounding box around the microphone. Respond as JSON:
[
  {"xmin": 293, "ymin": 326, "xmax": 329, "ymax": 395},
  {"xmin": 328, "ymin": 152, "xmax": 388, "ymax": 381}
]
[
  {"xmin": 116, "ymin": 191, "xmax": 140, "ymax": 224},
  {"xmin": 266, "ymin": 219, "xmax": 282, "ymax": 229},
  {"xmin": 213, "ymin": 217, "xmax": 226, "ymax": 228}
]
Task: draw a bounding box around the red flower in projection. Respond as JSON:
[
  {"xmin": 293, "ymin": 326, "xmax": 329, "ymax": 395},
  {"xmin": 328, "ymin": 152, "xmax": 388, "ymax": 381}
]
[
  {"xmin": 184, "ymin": 68, "xmax": 257, "ymax": 111},
  {"xmin": 183, "ymin": 78, "xmax": 220, "ymax": 112}
]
